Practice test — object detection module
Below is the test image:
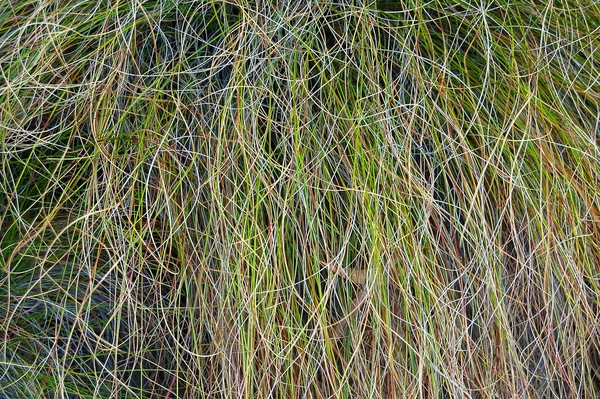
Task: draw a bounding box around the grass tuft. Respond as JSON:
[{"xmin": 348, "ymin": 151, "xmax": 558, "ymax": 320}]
[{"xmin": 1, "ymin": 0, "xmax": 599, "ymax": 397}]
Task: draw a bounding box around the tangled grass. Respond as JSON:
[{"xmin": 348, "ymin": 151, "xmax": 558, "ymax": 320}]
[{"xmin": 1, "ymin": 0, "xmax": 599, "ymax": 397}]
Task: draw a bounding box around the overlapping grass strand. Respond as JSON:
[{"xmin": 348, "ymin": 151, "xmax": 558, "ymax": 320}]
[{"xmin": 1, "ymin": 0, "xmax": 599, "ymax": 397}]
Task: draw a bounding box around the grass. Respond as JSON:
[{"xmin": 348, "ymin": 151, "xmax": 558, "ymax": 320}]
[{"xmin": 1, "ymin": 0, "xmax": 599, "ymax": 397}]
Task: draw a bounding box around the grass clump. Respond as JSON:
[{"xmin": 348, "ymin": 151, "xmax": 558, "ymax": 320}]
[{"xmin": 1, "ymin": 0, "xmax": 599, "ymax": 397}]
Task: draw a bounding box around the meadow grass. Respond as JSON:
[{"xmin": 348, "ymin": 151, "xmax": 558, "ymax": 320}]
[{"xmin": 1, "ymin": 0, "xmax": 599, "ymax": 397}]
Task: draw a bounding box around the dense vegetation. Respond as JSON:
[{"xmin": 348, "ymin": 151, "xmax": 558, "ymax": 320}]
[{"xmin": 1, "ymin": 0, "xmax": 599, "ymax": 397}]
